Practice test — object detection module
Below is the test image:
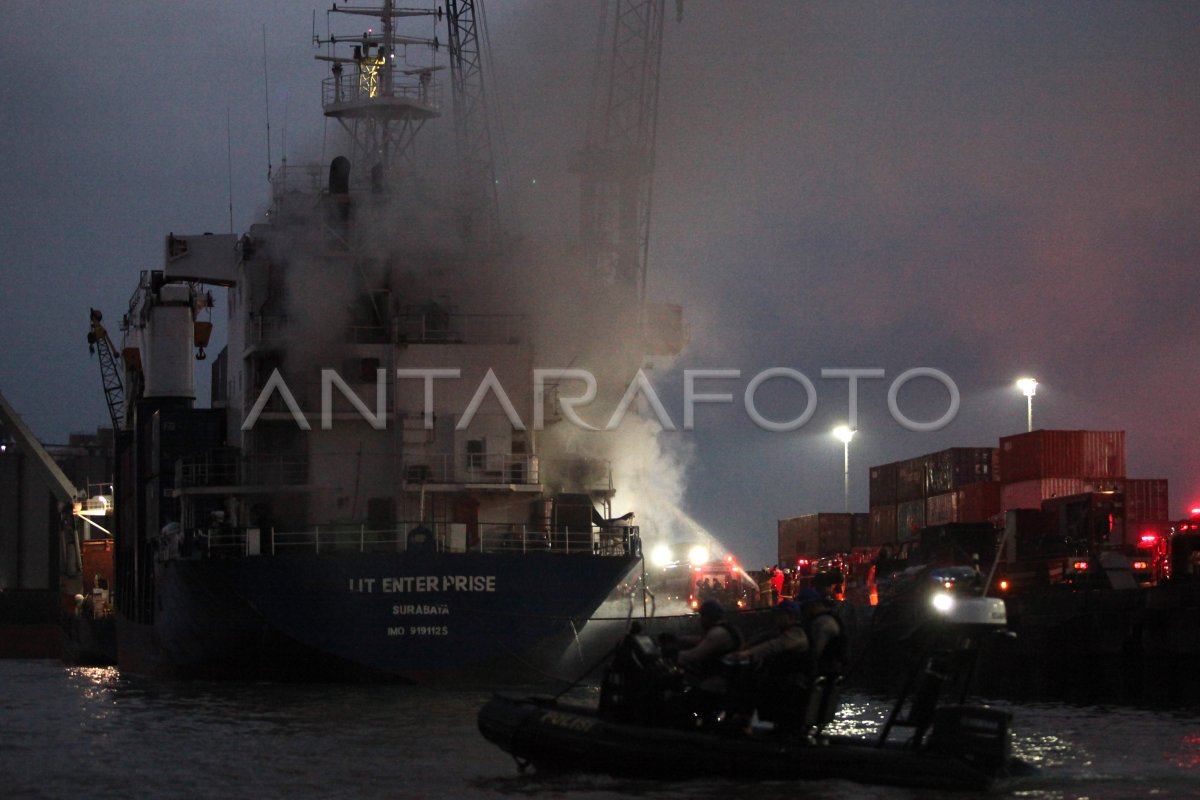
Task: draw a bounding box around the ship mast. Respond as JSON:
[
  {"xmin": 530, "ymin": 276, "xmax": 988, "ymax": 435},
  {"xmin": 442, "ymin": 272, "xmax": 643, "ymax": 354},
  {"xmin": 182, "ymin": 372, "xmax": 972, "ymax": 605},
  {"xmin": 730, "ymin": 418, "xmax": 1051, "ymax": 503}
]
[{"xmin": 315, "ymin": 1, "xmax": 444, "ymax": 190}]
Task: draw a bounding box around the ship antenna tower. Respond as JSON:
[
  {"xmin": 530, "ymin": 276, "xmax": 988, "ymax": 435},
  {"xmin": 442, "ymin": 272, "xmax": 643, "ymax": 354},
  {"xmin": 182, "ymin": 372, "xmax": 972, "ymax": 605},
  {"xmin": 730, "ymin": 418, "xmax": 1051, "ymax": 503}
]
[{"xmin": 315, "ymin": 1, "xmax": 444, "ymax": 189}]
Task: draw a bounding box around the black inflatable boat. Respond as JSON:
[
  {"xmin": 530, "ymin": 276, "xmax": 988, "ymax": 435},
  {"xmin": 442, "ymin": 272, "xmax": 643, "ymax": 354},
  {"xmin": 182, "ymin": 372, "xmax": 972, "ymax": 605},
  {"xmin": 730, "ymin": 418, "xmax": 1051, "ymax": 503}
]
[{"xmin": 479, "ymin": 595, "xmax": 1033, "ymax": 792}]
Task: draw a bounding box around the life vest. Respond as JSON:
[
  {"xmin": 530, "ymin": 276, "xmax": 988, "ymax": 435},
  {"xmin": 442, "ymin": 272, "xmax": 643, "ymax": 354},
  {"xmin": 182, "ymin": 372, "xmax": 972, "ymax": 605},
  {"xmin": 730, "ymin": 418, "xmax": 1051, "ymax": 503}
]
[{"xmin": 807, "ymin": 609, "xmax": 848, "ymax": 678}]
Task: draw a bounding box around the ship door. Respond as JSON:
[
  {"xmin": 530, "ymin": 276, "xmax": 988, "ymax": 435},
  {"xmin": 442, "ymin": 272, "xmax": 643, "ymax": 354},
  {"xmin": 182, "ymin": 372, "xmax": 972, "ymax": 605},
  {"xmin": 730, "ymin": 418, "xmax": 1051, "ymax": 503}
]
[{"xmin": 452, "ymin": 497, "xmax": 479, "ymax": 551}]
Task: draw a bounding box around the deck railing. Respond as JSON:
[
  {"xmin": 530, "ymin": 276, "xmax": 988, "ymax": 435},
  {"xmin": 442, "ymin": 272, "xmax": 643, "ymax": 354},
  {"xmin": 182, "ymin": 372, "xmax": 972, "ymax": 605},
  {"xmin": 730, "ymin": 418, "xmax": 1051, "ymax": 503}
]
[{"xmin": 176, "ymin": 522, "xmax": 638, "ymax": 560}]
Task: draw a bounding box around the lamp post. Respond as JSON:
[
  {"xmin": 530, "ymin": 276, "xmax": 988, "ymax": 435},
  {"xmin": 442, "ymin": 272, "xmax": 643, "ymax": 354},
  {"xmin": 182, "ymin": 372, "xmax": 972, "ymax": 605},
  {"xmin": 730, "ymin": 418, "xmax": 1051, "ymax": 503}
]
[
  {"xmin": 833, "ymin": 425, "xmax": 855, "ymax": 513},
  {"xmin": 1016, "ymin": 377, "xmax": 1038, "ymax": 433}
]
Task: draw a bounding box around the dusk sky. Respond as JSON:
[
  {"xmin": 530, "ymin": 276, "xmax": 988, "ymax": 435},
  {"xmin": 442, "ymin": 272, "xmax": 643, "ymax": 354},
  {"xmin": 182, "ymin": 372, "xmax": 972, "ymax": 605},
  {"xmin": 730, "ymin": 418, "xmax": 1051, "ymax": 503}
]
[{"xmin": 2, "ymin": 2, "xmax": 1197, "ymax": 566}]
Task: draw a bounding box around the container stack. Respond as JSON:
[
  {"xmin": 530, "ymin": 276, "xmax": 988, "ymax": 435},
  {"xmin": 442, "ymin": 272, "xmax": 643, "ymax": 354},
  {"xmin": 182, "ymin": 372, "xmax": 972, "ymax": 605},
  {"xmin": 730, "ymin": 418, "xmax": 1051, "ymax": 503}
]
[
  {"xmin": 866, "ymin": 430, "xmax": 1170, "ymax": 550},
  {"xmin": 777, "ymin": 512, "xmax": 870, "ymax": 563},
  {"xmin": 869, "ymin": 447, "xmax": 994, "ymax": 543}
]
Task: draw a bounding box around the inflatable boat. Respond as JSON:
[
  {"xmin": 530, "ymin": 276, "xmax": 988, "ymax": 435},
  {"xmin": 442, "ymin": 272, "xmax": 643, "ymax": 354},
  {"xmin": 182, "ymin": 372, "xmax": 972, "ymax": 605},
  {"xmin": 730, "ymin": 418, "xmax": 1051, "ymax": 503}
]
[{"xmin": 479, "ymin": 595, "xmax": 1033, "ymax": 792}]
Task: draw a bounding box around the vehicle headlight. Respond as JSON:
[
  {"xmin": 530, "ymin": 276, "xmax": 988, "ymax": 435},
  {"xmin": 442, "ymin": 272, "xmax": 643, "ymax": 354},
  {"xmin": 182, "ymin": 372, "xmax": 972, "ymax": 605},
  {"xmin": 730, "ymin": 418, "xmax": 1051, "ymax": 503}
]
[{"xmin": 931, "ymin": 592, "xmax": 955, "ymax": 613}]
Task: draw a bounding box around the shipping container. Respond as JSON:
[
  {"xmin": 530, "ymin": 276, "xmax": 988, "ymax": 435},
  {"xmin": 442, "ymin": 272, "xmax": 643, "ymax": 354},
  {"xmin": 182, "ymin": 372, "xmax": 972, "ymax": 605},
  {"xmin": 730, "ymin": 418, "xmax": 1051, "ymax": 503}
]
[
  {"xmin": 777, "ymin": 513, "xmax": 864, "ymax": 563},
  {"xmin": 955, "ymin": 480, "xmax": 1002, "ymax": 522},
  {"xmin": 896, "ymin": 456, "xmax": 928, "ymax": 503},
  {"xmin": 869, "ymin": 505, "xmax": 897, "ymax": 547},
  {"xmin": 897, "ymin": 498, "xmax": 925, "ymax": 542},
  {"xmin": 925, "ymin": 492, "xmax": 958, "ymax": 526},
  {"xmin": 1001, "ymin": 478, "xmax": 1090, "ymax": 512},
  {"xmin": 998, "ymin": 430, "xmax": 1125, "ymax": 482},
  {"xmin": 1124, "ymin": 478, "xmax": 1170, "ymax": 528},
  {"xmin": 925, "ymin": 447, "xmax": 994, "ymax": 495},
  {"xmin": 868, "ymin": 462, "xmax": 898, "ymax": 507},
  {"xmin": 849, "ymin": 512, "xmax": 872, "ymax": 549}
]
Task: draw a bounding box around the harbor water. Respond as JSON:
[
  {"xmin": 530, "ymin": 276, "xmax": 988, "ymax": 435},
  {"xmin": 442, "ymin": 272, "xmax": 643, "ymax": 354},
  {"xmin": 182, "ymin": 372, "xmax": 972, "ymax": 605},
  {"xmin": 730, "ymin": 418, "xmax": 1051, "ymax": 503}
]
[{"xmin": 2, "ymin": 659, "xmax": 1199, "ymax": 799}]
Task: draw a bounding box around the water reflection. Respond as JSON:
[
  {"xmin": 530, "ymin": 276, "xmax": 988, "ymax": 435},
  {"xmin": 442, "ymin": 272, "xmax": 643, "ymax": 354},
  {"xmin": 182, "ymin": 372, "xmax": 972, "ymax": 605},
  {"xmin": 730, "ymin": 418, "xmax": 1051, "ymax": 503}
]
[{"xmin": 4, "ymin": 661, "xmax": 1200, "ymax": 800}]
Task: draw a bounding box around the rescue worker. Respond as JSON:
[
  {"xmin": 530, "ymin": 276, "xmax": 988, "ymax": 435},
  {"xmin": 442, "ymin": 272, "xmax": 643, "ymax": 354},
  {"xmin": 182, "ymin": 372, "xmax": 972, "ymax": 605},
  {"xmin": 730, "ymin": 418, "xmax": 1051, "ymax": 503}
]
[
  {"xmin": 796, "ymin": 587, "xmax": 847, "ymax": 680},
  {"xmin": 769, "ymin": 566, "xmax": 785, "ymax": 603},
  {"xmin": 727, "ymin": 600, "xmax": 810, "ymax": 732},
  {"xmin": 659, "ymin": 600, "xmax": 743, "ymax": 725},
  {"xmin": 733, "ymin": 600, "xmax": 809, "ymax": 670},
  {"xmin": 664, "ymin": 599, "xmax": 742, "ymax": 686}
]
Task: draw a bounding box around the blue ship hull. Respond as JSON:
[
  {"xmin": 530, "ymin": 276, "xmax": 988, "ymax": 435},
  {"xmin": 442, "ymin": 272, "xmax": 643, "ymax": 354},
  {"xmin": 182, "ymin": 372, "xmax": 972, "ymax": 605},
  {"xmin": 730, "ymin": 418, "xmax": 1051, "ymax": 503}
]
[{"xmin": 118, "ymin": 551, "xmax": 639, "ymax": 682}]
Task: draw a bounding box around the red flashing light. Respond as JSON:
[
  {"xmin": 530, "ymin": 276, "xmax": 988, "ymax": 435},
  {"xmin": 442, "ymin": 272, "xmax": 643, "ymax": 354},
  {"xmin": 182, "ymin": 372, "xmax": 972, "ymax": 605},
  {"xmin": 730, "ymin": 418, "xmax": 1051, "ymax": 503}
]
[
  {"xmin": 1132, "ymin": 560, "xmax": 1149, "ymax": 570},
  {"xmin": 1191, "ymin": 507, "xmax": 1200, "ymax": 517},
  {"xmin": 998, "ymin": 579, "xmax": 1010, "ymax": 592},
  {"xmin": 1139, "ymin": 533, "xmax": 1158, "ymax": 545},
  {"xmin": 1072, "ymin": 561, "xmax": 1089, "ymax": 571}
]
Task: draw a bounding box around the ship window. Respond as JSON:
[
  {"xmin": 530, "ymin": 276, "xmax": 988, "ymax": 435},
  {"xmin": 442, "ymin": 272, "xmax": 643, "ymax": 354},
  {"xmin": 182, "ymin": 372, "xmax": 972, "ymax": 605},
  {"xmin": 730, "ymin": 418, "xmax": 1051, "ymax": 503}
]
[{"xmin": 467, "ymin": 438, "xmax": 486, "ymax": 470}]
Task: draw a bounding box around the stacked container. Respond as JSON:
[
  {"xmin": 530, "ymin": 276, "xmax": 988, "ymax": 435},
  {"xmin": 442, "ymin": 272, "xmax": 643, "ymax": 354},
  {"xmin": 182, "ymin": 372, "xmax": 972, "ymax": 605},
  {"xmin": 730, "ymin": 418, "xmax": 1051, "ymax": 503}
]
[
  {"xmin": 777, "ymin": 512, "xmax": 870, "ymax": 563},
  {"xmin": 864, "ymin": 430, "xmax": 1170, "ymax": 551},
  {"xmin": 869, "ymin": 447, "xmax": 995, "ymax": 542}
]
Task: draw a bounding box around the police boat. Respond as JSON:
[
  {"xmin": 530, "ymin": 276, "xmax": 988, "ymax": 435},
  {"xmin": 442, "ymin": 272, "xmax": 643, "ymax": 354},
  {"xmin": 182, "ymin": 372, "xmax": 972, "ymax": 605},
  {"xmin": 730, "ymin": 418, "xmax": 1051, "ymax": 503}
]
[{"xmin": 477, "ymin": 593, "xmax": 1034, "ymax": 792}]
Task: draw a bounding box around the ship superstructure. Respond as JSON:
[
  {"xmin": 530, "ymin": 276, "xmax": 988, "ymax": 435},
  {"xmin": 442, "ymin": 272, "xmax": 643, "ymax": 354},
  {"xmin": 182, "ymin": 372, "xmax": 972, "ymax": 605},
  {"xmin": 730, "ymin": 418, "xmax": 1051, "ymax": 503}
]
[{"xmin": 108, "ymin": 1, "xmax": 645, "ymax": 681}]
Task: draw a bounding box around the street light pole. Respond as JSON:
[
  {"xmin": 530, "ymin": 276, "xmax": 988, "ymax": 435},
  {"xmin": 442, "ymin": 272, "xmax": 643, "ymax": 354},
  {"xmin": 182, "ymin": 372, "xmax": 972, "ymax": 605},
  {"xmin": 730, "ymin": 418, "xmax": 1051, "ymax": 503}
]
[
  {"xmin": 833, "ymin": 425, "xmax": 855, "ymax": 513},
  {"xmin": 1016, "ymin": 378, "xmax": 1038, "ymax": 433}
]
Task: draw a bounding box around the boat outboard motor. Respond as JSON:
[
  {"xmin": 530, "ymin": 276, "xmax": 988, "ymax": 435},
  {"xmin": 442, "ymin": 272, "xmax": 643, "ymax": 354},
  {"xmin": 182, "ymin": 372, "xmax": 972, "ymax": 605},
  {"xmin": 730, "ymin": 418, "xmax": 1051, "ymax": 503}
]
[
  {"xmin": 878, "ymin": 594, "xmax": 1013, "ymax": 767},
  {"xmin": 599, "ymin": 631, "xmax": 683, "ymax": 724}
]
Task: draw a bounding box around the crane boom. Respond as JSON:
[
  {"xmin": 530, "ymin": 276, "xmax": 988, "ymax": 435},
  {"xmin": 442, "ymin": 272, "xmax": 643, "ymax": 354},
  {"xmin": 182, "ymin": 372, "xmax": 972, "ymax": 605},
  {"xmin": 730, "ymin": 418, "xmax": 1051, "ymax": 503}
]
[
  {"xmin": 576, "ymin": 0, "xmax": 669, "ymax": 309},
  {"xmin": 0, "ymin": 388, "xmax": 80, "ymax": 504},
  {"xmin": 87, "ymin": 308, "xmax": 125, "ymax": 431},
  {"xmin": 445, "ymin": 0, "xmax": 503, "ymax": 240}
]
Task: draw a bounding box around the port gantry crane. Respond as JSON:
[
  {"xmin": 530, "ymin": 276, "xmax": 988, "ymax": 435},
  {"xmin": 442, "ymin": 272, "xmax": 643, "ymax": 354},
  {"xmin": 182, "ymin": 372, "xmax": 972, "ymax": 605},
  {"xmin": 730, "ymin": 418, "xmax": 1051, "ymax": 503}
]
[{"xmin": 576, "ymin": 0, "xmax": 682, "ymax": 311}]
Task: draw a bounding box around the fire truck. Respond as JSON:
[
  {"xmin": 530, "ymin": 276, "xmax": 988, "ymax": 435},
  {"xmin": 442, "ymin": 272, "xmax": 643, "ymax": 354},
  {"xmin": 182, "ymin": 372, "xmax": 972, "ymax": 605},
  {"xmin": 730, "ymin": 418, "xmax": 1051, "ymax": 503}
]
[{"xmin": 650, "ymin": 553, "xmax": 760, "ymax": 611}]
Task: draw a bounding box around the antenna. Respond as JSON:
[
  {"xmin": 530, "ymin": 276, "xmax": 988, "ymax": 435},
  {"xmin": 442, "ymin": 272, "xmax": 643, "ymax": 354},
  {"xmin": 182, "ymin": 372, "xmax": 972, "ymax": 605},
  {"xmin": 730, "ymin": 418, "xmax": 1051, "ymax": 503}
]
[
  {"xmin": 262, "ymin": 24, "xmax": 272, "ymax": 182},
  {"xmin": 226, "ymin": 106, "xmax": 234, "ymax": 234}
]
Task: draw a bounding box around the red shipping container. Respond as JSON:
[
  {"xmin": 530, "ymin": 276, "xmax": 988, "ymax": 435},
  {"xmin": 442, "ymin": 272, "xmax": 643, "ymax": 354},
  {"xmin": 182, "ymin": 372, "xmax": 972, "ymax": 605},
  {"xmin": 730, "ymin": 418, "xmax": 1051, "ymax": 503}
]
[
  {"xmin": 955, "ymin": 481, "xmax": 1002, "ymax": 522},
  {"xmin": 1001, "ymin": 478, "xmax": 1089, "ymax": 512},
  {"xmin": 925, "ymin": 492, "xmax": 959, "ymax": 526},
  {"xmin": 870, "ymin": 505, "xmax": 897, "ymax": 547},
  {"xmin": 869, "ymin": 462, "xmax": 898, "ymax": 507},
  {"xmin": 998, "ymin": 430, "xmax": 1125, "ymax": 482}
]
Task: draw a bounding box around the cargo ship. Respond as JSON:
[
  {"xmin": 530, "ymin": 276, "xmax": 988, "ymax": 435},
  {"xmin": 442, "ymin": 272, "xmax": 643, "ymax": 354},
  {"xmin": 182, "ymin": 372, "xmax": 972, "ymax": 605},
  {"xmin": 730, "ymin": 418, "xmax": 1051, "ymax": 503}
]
[{"xmin": 103, "ymin": 1, "xmax": 660, "ymax": 681}]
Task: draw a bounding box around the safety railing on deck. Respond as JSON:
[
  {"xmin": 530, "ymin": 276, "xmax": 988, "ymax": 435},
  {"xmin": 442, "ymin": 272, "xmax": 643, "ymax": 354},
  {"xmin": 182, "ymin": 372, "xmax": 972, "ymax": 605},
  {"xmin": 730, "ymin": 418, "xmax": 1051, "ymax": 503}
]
[
  {"xmin": 321, "ymin": 71, "xmax": 442, "ymax": 111},
  {"xmin": 174, "ymin": 522, "xmax": 638, "ymax": 560}
]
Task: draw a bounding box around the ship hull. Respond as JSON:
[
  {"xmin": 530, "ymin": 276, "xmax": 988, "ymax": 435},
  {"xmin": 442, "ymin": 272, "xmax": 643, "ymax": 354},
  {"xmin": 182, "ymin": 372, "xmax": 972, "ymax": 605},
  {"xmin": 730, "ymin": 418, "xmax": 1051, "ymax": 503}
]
[{"xmin": 117, "ymin": 551, "xmax": 638, "ymax": 682}]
